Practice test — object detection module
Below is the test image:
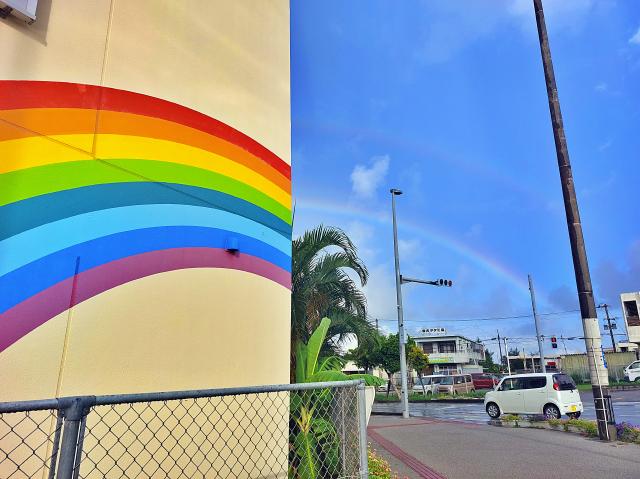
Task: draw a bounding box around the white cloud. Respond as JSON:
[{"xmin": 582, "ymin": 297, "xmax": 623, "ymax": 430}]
[
  {"xmin": 416, "ymin": 0, "xmax": 599, "ymax": 64},
  {"xmin": 350, "ymin": 155, "xmax": 390, "ymax": 198},
  {"xmin": 630, "ymin": 26, "xmax": 640, "ymax": 45},
  {"xmin": 363, "ymin": 263, "xmax": 399, "ymax": 324},
  {"xmin": 398, "ymin": 239, "xmax": 422, "ymax": 258},
  {"xmin": 594, "ymin": 82, "xmax": 608, "ymax": 92},
  {"xmin": 344, "ymin": 221, "xmax": 378, "ymax": 262},
  {"xmin": 598, "ymin": 139, "xmax": 612, "ymax": 152}
]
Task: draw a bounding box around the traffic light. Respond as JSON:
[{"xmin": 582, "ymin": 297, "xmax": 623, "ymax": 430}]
[
  {"xmin": 550, "ymin": 336, "xmax": 558, "ymax": 349},
  {"xmin": 438, "ymin": 279, "xmax": 453, "ymax": 287}
]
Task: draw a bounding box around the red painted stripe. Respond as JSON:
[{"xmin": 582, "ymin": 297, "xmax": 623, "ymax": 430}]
[
  {"xmin": 368, "ymin": 428, "xmax": 447, "ymax": 479},
  {"xmin": 0, "ymin": 80, "xmax": 290, "ymax": 179},
  {"xmin": 0, "ymin": 248, "xmax": 290, "ymax": 353}
]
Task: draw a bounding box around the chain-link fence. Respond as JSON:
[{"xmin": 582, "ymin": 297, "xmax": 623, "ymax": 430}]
[{"xmin": 0, "ymin": 380, "xmax": 368, "ymax": 479}]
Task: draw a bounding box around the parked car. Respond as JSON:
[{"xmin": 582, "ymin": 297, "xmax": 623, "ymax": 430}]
[
  {"xmin": 624, "ymin": 360, "xmax": 640, "ymax": 382},
  {"xmin": 471, "ymin": 373, "xmax": 499, "ymax": 390},
  {"xmin": 437, "ymin": 374, "xmax": 474, "ymax": 395},
  {"xmin": 484, "ymin": 373, "xmax": 583, "ymax": 420},
  {"xmin": 412, "ymin": 375, "xmax": 445, "ymax": 395},
  {"xmin": 377, "ymin": 380, "xmax": 390, "ymax": 393}
]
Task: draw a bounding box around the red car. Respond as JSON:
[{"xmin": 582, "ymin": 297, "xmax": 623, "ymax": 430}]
[{"xmin": 471, "ymin": 373, "xmax": 499, "ymax": 389}]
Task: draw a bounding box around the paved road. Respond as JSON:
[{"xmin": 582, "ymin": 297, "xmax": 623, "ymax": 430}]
[
  {"xmin": 373, "ymin": 389, "xmax": 640, "ymax": 424},
  {"xmin": 368, "ymin": 415, "xmax": 640, "ymax": 479}
]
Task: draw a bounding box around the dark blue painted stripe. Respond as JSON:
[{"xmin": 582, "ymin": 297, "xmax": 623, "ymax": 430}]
[
  {"xmin": 0, "ymin": 226, "xmax": 291, "ymax": 314},
  {"xmin": 0, "ymin": 182, "xmax": 291, "ymax": 241}
]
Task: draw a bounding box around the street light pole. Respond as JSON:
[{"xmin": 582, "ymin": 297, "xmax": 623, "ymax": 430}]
[
  {"xmin": 528, "ymin": 275, "xmax": 546, "ymax": 373},
  {"xmin": 533, "ymin": 0, "xmax": 613, "ymax": 440},
  {"xmin": 390, "ymin": 188, "xmax": 410, "ymax": 419}
]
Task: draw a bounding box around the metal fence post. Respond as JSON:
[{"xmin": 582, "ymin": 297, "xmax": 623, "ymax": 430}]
[
  {"xmin": 56, "ymin": 397, "xmax": 94, "ymax": 479},
  {"xmin": 357, "ymin": 381, "xmax": 369, "ymax": 479}
]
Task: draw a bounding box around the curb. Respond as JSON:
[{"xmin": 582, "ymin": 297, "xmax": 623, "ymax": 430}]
[
  {"xmin": 374, "ymin": 398, "xmax": 484, "ymax": 405},
  {"xmin": 488, "ymin": 419, "xmax": 595, "ymax": 437},
  {"xmin": 426, "ymin": 398, "xmax": 483, "ymax": 403},
  {"xmin": 372, "ymin": 411, "xmax": 403, "ymax": 416}
]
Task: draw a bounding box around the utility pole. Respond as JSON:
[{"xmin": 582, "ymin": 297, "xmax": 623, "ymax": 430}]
[
  {"xmin": 528, "ymin": 275, "xmax": 546, "ymax": 373},
  {"xmin": 497, "ymin": 330, "xmax": 504, "ymax": 370},
  {"xmin": 599, "ymin": 304, "xmax": 616, "ymax": 352},
  {"xmin": 504, "ymin": 337, "xmax": 512, "ymax": 375},
  {"xmin": 533, "ymin": 0, "xmax": 614, "ymax": 440},
  {"xmin": 390, "ymin": 189, "xmax": 410, "ymax": 419}
]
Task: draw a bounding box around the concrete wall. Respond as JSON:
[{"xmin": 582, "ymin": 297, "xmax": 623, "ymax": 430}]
[
  {"xmin": 562, "ymin": 352, "xmax": 636, "ymax": 383},
  {"xmin": 0, "ymin": 0, "xmax": 291, "ymax": 401}
]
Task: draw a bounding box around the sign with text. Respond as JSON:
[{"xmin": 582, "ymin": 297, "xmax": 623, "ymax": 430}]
[{"xmin": 420, "ymin": 327, "xmax": 446, "ymax": 336}]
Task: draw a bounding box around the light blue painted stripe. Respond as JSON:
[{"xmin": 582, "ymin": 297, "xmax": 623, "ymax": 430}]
[{"xmin": 0, "ymin": 204, "xmax": 291, "ymax": 276}]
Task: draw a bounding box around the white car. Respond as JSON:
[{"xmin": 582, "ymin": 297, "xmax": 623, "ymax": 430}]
[
  {"xmin": 484, "ymin": 373, "xmax": 583, "ymax": 420},
  {"xmin": 624, "ymin": 360, "xmax": 640, "ymax": 382},
  {"xmin": 412, "ymin": 375, "xmax": 445, "ymax": 395}
]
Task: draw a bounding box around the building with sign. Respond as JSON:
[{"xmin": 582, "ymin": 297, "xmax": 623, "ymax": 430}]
[{"xmin": 414, "ymin": 331, "xmax": 486, "ymax": 375}]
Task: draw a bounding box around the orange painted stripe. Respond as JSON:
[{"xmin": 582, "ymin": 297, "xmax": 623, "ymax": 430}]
[{"xmin": 0, "ymin": 108, "xmax": 290, "ymax": 193}]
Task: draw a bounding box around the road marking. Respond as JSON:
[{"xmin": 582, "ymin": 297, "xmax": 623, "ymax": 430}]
[{"xmin": 369, "ymin": 428, "xmax": 448, "ymax": 479}]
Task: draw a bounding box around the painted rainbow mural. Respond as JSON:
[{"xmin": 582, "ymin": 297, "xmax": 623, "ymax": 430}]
[{"xmin": 0, "ymin": 80, "xmax": 292, "ymax": 354}]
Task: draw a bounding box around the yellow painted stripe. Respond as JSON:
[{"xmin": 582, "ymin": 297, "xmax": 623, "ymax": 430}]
[{"xmin": 0, "ymin": 134, "xmax": 291, "ymax": 208}]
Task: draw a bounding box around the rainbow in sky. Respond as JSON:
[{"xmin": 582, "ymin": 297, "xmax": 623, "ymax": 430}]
[{"xmin": 0, "ymin": 80, "xmax": 292, "ymax": 353}]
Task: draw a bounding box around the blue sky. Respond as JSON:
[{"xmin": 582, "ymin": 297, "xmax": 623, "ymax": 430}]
[{"xmin": 290, "ymin": 0, "xmax": 640, "ymax": 357}]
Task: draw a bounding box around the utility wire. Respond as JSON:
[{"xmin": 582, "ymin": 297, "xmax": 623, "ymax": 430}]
[{"xmin": 374, "ymin": 308, "xmax": 581, "ymax": 324}]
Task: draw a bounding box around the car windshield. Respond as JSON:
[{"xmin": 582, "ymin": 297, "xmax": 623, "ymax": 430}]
[
  {"xmin": 416, "ymin": 378, "xmax": 431, "ymax": 385},
  {"xmin": 431, "ymin": 377, "xmax": 443, "ymax": 384},
  {"xmin": 553, "ymin": 374, "xmax": 576, "ymax": 391},
  {"xmin": 440, "ymin": 377, "xmax": 453, "ymax": 385}
]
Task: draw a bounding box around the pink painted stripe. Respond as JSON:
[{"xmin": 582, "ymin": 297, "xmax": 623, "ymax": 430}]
[
  {"xmin": 0, "ymin": 248, "xmax": 290, "ymax": 352},
  {"xmin": 368, "ymin": 428, "xmax": 447, "ymax": 479}
]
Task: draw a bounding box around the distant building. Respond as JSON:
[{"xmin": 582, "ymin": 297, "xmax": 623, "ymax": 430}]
[
  {"xmin": 413, "ymin": 329, "xmax": 485, "ymax": 375},
  {"xmin": 621, "ymin": 292, "xmax": 640, "ymax": 345}
]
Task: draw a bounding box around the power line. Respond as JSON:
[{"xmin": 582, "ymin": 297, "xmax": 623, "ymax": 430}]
[{"xmin": 374, "ymin": 308, "xmax": 581, "ymax": 324}]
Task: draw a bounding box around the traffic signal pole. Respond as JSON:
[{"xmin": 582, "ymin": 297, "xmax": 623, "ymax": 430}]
[
  {"xmin": 533, "ymin": 0, "xmax": 615, "ymax": 440},
  {"xmin": 390, "ymin": 189, "xmax": 410, "ymax": 419},
  {"xmin": 390, "ymin": 188, "xmax": 454, "ymax": 419}
]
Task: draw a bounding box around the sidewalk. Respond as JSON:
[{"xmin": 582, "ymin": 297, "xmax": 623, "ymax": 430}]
[{"xmin": 368, "ymin": 415, "xmax": 640, "ymax": 479}]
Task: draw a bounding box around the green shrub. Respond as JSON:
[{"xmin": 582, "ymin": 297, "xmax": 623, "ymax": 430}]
[{"xmin": 547, "ymin": 418, "xmax": 562, "ymax": 428}]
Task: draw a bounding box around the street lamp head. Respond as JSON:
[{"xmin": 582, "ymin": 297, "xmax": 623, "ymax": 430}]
[{"xmin": 390, "ymin": 188, "xmax": 403, "ymax": 195}]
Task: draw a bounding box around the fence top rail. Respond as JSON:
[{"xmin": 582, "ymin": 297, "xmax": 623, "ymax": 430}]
[
  {"xmin": 0, "ymin": 398, "xmax": 59, "ymax": 414},
  {"xmin": 0, "ymin": 379, "xmax": 365, "ymax": 412}
]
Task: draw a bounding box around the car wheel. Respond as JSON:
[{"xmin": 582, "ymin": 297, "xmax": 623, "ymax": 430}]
[
  {"xmin": 567, "ymin": 412, "xmax": 581, "ymax": 419},
  {"xmin": 426, "ymin": 391, "xmax": 432, "ymax": 396},
  {"xmin": 543, "ymin": 404, "xmax": 561, "ymax": 420},
  {"xmin": 635, "ymin": 378, "xmax": 640, "ymax": 383},
  {"xmin": 486, "ymin": 402, "xmax": 500, "ymax": 419}
]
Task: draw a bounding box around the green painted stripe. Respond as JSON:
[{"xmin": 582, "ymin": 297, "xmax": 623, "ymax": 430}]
[{"xmin": 0, "ymin": 159, "xmax": 292, "ymax": 224}]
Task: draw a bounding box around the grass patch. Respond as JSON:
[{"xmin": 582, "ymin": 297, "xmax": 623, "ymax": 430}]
[{"xmin": 576, "ymin": 381, "xmax": 638, "ymax": 391}]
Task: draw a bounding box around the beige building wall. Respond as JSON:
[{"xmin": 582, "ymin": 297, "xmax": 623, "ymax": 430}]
[{"xmin": 0, "ymin": 0, "xmax": 291, "ymax": 401}]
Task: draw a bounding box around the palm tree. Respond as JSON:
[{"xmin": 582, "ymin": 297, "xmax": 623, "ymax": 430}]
[{"xmin": 291, "ymin": 225, "xmax": 374, "ymax": 380}]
